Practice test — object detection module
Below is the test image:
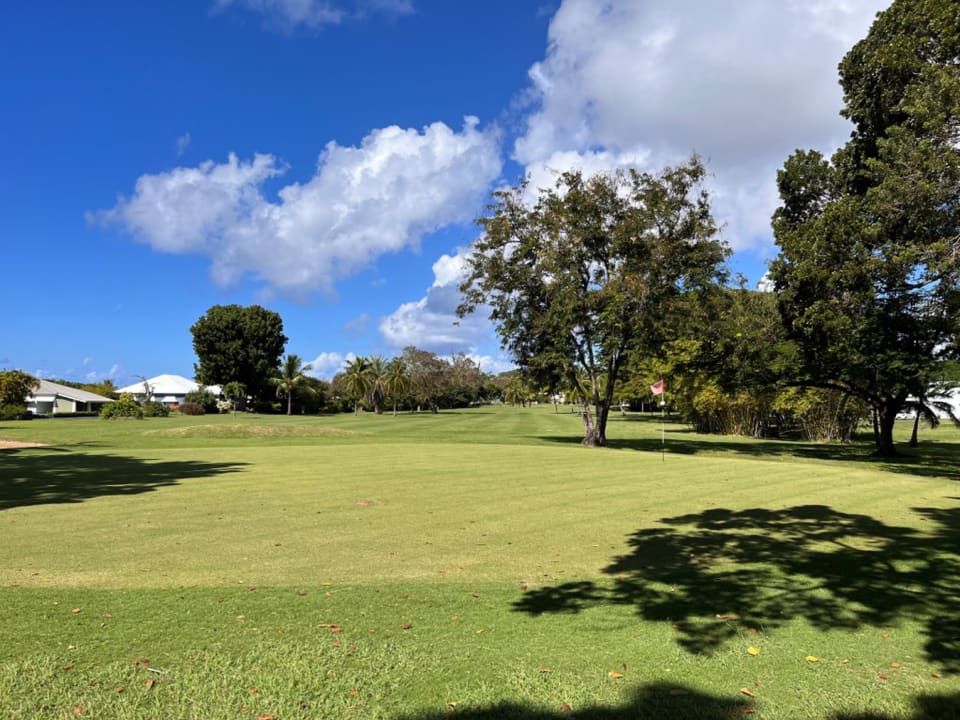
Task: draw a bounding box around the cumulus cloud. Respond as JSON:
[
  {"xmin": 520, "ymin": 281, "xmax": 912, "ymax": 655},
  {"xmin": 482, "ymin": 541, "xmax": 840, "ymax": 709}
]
[
  {"xmin": 305, "ymin": 351, "xmax": 356, "ymax": 379},
  {"xmin": 93, "ymin": 118, "xmax": 502, "ymax": 297},
  {"xmin": 380, "ymin": 249, "xmax": 495, "ymax": 355},
  {"xmin": 514, "ymin": 0, "xmax": 888, "ymax": 252}
]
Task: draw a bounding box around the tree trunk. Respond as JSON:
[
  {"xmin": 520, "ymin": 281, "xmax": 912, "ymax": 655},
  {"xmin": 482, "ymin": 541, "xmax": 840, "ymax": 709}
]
[
  {"xmin": 874, "ymin": 399, "xmax": 901, "ymax": 457},
  {"xmin": 287, "ymin": 393, "xmax": 292, "ymax": 416},
  {"xmin": 580, "ymin": 402, "xmax": 609, "ymax": 446},
  {"xmin": 909, "ymin": 408, "xmax": 920, "ymax": 447}
]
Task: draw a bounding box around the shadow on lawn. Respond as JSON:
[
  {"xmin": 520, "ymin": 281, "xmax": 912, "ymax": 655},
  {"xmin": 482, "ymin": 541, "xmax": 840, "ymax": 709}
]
[
  {"xmin": 392, "ymin": 683, "xmax": 753, "ymax": 720},
  {"xmin": 0, "ymin": 447, "xmax": 247, "ymax": 510},
  {"xmin": 393, "ymin": 691, "xmax": 960, "ymax": 720},
  {"xmin": 536, "ymin": 428, "xmax": 960, "ymax": 481},
  {"xmin": 514, "ymin": 504, "xmax": 960, "ymax": 674}
]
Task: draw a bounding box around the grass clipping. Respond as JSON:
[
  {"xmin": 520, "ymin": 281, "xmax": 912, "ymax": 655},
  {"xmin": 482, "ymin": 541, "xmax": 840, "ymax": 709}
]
[{"xmin": 144, "ymin": 424, "xmax": 371, "ymax": 439}]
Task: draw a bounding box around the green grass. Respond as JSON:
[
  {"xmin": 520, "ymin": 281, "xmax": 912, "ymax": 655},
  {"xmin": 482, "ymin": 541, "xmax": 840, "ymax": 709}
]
[{"xmin": 1, "ymin": 407, "xmax": 958, "ymax": 718}]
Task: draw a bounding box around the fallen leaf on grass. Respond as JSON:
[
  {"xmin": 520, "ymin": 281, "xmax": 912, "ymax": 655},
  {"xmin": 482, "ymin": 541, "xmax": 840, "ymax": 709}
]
[
  {"xmin": 63, "ymin": 665, "xmax": 73, "ymax": 671},
  {"xmin": 451, "ymin": 615, "xmax": 458, "ymax": 621},
  {"xmin": 350, "ymin": 689, "xmax": 358, "ymax": 696},
  {"xmin": 561, "ymin": 702, "xmax": 572, "ymax": 712},
  {"xmin": 878, "ymin": 673, "xmax": 888, "ymax": 681},
  {"xmin": 747, "ymin": 647, "xmax": 761, "ymax": 656},
  {"xmin": 236, "ymin": 615, "xmax": 246, "ymax": 622},
  {"xmin": 716, "ymin": 614, "xmax": 738, "ymax": 620},
  {"xmin": 102, "ymin": 613, "xmax": 112, "ymax": 619},
  {"xmin": 538, "ymin": 667, "xmax": 552, "ymax": 674},
  {"xmin": 114, "ymin": 686, "xmax": 124, "ymax": 694},
  {"xmin": 248, "ymin": 585, "xmax": 256, "ymax": 591},
  {"xmin": 882, "ymin": 632, "xmax": 890, "ymax": 639},
  {"xmin": 402, "ymin": 623, "xmax": 413, "ymax": 630},
  {"xmin": 891, "ymin": 662, "xmax": 901, "ymax": 668},
  {"xmin": 332, "ymin": 640, "xmax": 342, "ymax": 647},
  {"xmin": 608, "ymin": 671, "xmax": 624, "ymax": 679},
  {"xmin": 330, "ymin": 626, "xmax": 343, "ymax": 633},
  {"xmin": 71, "ymin": 608, "xmax": 81, "ymax": 614},
  {"xmin": 144, "ymin": 678, "xmax": 155, "ymax": 689},
  {"xmin": 296, "ymin": 590, "xmax": 308, "ymax": 596},
  {"xmin": 806, "ymin": 656, "xmax": 819, "ymax": 662},
  {"xmin": 740, "ymin": 688, "xmax": 756, "ymax": 698},
  {"xmin": 932, "ymin": 673, "xmax": 941, "ymax": 679},
  {"xmin": 73, "ymin": 707, "xmax": 83, "ymax": 716}
]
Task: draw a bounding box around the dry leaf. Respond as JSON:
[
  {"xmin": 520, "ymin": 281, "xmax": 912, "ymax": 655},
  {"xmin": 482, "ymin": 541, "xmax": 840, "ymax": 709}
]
[
  {"xmin": 296, "ymin": 589, "xmax": 308, "ymax": 596},
  {"xmin": 538, "ymin": 667, "xmax": 552, "ymax": 674},
  {"xmin": 114, "ymin": 686, "xmax": 124, "ymax": 694},
  {"xmin": 333, "ymin": 640, "xmax": 342, "ymax": 647},
  {"xmin": 891, "ymin": 662, "xmax": 901, "ymax": 668},
  {"xmin": 451, "ymin": 615, "xmax": 458, "ymax": 621},
  {"xmin": 560, "ymin": 702, "xmax": 573, "ymax": 712},
  {"xmin": 882, "ymin": 632, "xmax": 890, "ymax": 639},
  {"xmin": 740, "ymin": 688, "xmax": 756, "ymax": 698},
  {"xmin": 102, "ymin": 613, "xmax": 112, "ymax": 619},
  {"xmin": 330, "ymin": 626, "xmax": 343, "ymax": 633},
  {"xmin": 805, "ymin": 656, "xmax": 818, "ymax": 662},
  {"xmin": 747, "ymin": 647, "xmax": 761, "ymax": 656},
  {"xmin": 878, "ymin": 673, "xmax": 888, "ymax": 681},
  {"xmin": 71, "ymin": 608, "xmax": 82, "ymax": 614},
  {"xmin": 716, "ymin": 614, "xmax": 738, "ymax": 620},
  {"xmin": 276, "ymin": 628, "xmax": 285, "ymax": 635},
  {"xmin": 235, "ymin": 615, "xmax": 246, "ymax": 622},
  {"xmin": 144, "ymin": 678, "xmax": 156, "ymax": 689},
  {"xmin": 608, "ymin": 671, "xmax": 624, "ymax": 679},
  {"xmin": 248, "ymin": 585, "xmax": 256, "ymax": 591},
  {"xmin": 402, "ymin": 623, "xmax": 413, "ymax": 630},
  {"xmin": 350, "ymin": 689, "xmax": 358, "ymax": 697},
  {"xmin": 74, "ymin": 707, "xmax": 83, "ymax": 716},
  {"xmin": 63, "ymin": 665, "xmax": 73, "ymax": 671},
  {"xmin": 932, "ymin": 673, "xmax": 941, "ymax": 679},
  {"xmin": 249, "ymin": 686, "xmax": 258, "ymax": 694}
]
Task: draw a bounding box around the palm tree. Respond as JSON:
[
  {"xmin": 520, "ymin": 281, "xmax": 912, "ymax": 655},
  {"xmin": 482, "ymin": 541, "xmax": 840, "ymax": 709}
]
[
  {"xmin": 903, "ymin": 388, "xmax": 960, "ymax": 447},
  {"xmin": 271, "ymin": 354, "xmax": 314, "ymax": 415},
  {"xmin": 384, "ymin": 357, "xmax": 410, "ymax": 416},
  {"xmin": 366, "ymin": 356, "xmax": 389, "ymax": 415},
  {"xmin": 343, "ymin": 356, "xmax": 372, "ymax": 414}
]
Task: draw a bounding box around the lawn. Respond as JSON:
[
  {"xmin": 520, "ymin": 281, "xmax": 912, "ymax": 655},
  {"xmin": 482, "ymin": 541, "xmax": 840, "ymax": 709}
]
[{"xmin": 1, "ymin": 407, "xmax": 958, "ymax": 718}]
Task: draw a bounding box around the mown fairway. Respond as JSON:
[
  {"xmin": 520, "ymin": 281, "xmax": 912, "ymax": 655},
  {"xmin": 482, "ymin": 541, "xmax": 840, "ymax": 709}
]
[{"xmin": 1, "ymin": 407, "xmax": 958, "ymax": 719}]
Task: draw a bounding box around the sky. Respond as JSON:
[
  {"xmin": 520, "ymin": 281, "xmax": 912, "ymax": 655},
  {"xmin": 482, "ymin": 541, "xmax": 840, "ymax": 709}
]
[{"xmin": 1, "ymin": 0, "xmax": 891, "ymax": 385}]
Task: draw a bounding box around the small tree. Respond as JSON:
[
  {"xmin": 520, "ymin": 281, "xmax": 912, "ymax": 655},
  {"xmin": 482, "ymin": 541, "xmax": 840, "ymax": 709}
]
[
  {"xmin": 0, "ymin": 370, "xmax": 39, "ymax": 418},
  {"xmin": 384, "ymin": 357, "xmax": 410, "ymax": 416},
  {"xmin": 343, "ymin": 357, "xmax": 372, "ymax": 414},
  {"xmin": 271, "ymin": 354, "xmax": 314, "ymax": 415},
  {"xmin": 223, "ymin": 381, "xmax": 246, "ymax": 413},
  {"xmin": 101, "ymin": 393, "xmax": 144, "ymax": 420}
]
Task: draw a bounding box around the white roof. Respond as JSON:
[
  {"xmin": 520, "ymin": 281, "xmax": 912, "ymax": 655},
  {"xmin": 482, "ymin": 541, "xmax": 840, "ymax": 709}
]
[
  {"xmin": 28, "ymin": 379, "xmax": 114, "ymax": 404},
  {"xmin": 115, "ymin": 374, "xmax": 218, "ymax": 396}
]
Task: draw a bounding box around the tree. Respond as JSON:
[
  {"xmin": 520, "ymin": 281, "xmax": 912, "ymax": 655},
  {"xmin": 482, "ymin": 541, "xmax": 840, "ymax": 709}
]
[
  {"xmin": 191, "ymin": 305, "xmax": 287, "ymax": 402},
  {"xmin": 365, "ymin": 356, "xmax": 389, "ymax": 415},
  {"xmin": 0, "ymin": 369, "xmax": 39, "ymax": 419},
  {"xmin": 343, "ymin": 356, "xmax": 372, "ymax": 414},
  {"xmin": 770, "ymin": 0, "xmax": 960, "ymax": 455},
  {"xmin": 223, "ymin": 381, "xmax": 246, "ymax": 413},
  {"xmin": 384, "ymin": 357, "xmax": 410, "ymax": 416},
  {"xmin": 459, "ymin": 159, "xmax": 727, "ymax": 446},
  {"xmin": 401, "ymin": 347, "xmax": 448, "ymax": 413},
  {"xmin": 271, "ymin": 354, "xmax": 314, "ymax": 415}
]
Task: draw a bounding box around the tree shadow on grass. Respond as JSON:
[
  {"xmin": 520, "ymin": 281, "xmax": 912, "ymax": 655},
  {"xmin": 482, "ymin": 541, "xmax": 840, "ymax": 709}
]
[
  {"xmin": 514, "ymin": 504, "xmax": 960, "ymax": 674},
  {"xmin": 0, "ymin": 447, "xmax": 247, "ymax": 510},
  {"xmin": 536, "ymin": 430, "xmax": 960, "ymax": 481},
  {"xmin": 833, "ymin": 692, "xmax": 960, "ymax": 720},
  {"xmin": 391, "ymin": 683, "xmax": 754, "ymax": 720}
]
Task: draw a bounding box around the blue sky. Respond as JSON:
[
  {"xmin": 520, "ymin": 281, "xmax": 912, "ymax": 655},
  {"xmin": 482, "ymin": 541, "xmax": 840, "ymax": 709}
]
[{"xmin": 1, "ymin": 0, "xmax": 889, "ymax": 385}]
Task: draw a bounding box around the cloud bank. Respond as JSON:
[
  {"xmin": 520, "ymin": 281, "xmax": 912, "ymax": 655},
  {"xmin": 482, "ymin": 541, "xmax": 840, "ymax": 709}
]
[{"xmin": 94, "ymin": 118, "xmax": 502, "ymax": 297}]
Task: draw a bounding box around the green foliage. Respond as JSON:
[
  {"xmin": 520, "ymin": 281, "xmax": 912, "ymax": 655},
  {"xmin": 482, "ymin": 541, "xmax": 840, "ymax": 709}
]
[
  {"xmin": 178, "ymin": 401, "xmax": 206, "ymax": 416},
  {"xmin": 270, "ymin": 354, "xmax": 314, "ymax": 415},
  {"xmin": 0, "ymin": 369, "xmax": 39, "ymax": 408},
  {"xmin": 771, "ymin": 0, "xmax": 960, "ymax": 455},
  {"xmin": 190, "ymin": 305, "xmax": 287, "ymax": 402},
  {"xmin": 222, "ymin": 381, "xmax": 246, "ymax": 412},
  {"xmin": 100, "ymin": 393, "xmax": 143, "ymax": 420},
  {"xmin": 0, "ymin": 403, "xmax": 27, "ymax": 421},
  {"xmin": 184, "ymin": 386, "xmax": 218, "ymax": 413},
  {"xmin": 141, "ymin": 401, "xmax": 170, "ymax": 417},
  {"xmin": 460, "ymin": 158, "xmax": 728, "ymax": 446}
]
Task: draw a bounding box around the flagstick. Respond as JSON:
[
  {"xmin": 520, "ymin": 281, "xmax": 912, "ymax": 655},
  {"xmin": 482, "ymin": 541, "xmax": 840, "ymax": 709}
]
[{"xmin": 660, "ymin": 396, "xmax": 666, "ymax": 462}]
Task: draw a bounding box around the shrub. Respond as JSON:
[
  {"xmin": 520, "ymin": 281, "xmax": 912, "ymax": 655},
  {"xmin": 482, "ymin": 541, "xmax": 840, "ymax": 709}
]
[
  {"xmin": 178, "ymin": 402, "xmax": 205, "ymax": 416},
  {"xmin": 0, "ymin": 403, "xmax": 27, "ymax": 420},
  {"xmin": 184, "ymin": 387, "xmax": 219, "ymax": 413},
  {"xmin": 141, "ymin": 401, "xmax": 170, "ymax": 417},
  {"xmin": 101, "ymin": 394, "xmax": 143, "ymax": 420}
]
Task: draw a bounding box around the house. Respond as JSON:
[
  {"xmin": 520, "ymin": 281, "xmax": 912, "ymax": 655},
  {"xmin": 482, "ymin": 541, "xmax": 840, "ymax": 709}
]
[
  {"xmin": 114, "ymin": 374, "xmax": 220, "ymax": 407},
  {"xmin": 25, "ymin": 379, "xmax": 115, "ymax": 415}
]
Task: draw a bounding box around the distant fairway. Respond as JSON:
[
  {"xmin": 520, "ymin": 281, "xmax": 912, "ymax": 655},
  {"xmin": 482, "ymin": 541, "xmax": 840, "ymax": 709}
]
[{"xmin": 1, "ymin": 407, "xmax": 958, "ymax": 718}]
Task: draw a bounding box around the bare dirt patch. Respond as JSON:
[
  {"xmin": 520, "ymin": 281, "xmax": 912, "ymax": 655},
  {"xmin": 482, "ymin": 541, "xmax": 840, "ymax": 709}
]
[{"xmin": 0, "ymin": 440, "xmax": 48, "ymax": 450}]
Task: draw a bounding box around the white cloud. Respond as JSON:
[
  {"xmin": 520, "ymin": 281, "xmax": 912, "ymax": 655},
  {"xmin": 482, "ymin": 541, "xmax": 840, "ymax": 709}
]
[
  {"xmin": 305, "ymin": 351, "xmax": 356, "ymax": 379},
  {"xmin": 94, "ymin": 118, "xmax": 502, "ymax": 297},
  {"xmin": 515, "ymin": 0, "xmax": 889, "ymax": 253},
  {"xmin": 211, "ymin": 0, "xmax": 413, "ymax": 30},
  {"xmin": 380, "ymin": 249, "xmax": 495, "ymax": 354},
  {"xmin": 211, "ymin": 0, "xmax": 344, "ymax": 29},
  {"xmin": 176, "ymin": 132, "xmax": 191, "ymax": 156}
]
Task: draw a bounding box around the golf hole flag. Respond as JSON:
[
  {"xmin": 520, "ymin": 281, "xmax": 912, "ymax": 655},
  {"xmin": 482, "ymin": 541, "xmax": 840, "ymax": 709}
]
[{"xmin": 650, "ymin": 379, "xmax": 665, "ymax": 396}]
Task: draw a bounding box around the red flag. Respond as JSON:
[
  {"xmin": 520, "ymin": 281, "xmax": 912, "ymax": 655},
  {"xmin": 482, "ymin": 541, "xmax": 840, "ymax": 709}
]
[{"xmin": 650, "ymin": 379, "xmax": 665, "ymax": 396}]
